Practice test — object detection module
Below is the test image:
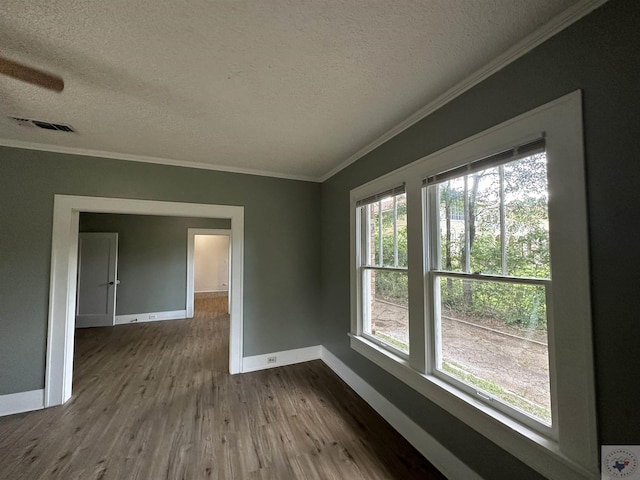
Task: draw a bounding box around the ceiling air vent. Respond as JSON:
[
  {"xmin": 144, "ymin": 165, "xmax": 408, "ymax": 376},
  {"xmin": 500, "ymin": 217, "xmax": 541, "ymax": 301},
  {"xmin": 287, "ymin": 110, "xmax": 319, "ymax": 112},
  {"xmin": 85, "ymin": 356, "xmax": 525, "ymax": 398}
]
[{"xmin": 8, "ymin": 116, "xmax": 76, "ymax": 133}]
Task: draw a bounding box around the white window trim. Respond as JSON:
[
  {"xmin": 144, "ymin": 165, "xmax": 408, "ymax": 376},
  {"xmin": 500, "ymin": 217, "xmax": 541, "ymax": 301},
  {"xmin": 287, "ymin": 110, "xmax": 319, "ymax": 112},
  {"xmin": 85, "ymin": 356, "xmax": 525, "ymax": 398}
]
[
  {"xmin": 349, "ymin": 91, "xmax": 598, "ymax": 480},
  {"xmin": 425, "ymin": 155, "xmax": 556, "ymax": 438},
  {"xmin": 357, "ymin": 195, "xmax": 411, "ymax": 358}
]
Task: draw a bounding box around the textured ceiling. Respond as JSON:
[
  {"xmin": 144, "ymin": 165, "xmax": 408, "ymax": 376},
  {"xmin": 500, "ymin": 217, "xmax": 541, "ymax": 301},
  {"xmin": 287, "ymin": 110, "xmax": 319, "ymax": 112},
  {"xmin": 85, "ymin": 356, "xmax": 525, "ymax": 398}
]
[{"xmin": 0, "ymin": 0, "xmax": 589, "ymax": 181}]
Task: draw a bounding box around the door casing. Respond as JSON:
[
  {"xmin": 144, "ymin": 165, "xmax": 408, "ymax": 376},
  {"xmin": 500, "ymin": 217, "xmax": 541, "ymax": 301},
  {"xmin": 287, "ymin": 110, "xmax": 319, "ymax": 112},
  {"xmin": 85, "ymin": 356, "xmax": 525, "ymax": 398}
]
[{"xmin": 46, "ymin": 195, "xmax": 245, "ymax": 407}]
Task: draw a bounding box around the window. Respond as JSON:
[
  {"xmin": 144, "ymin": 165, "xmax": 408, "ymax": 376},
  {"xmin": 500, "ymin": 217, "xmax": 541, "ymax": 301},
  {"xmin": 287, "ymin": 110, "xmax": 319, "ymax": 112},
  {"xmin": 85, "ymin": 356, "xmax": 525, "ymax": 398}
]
[
  {"xmin": 426, "ymin": 141, "xmax": 553, "ymax": 430},
  {"xmin": 350, "ymin": 92, "xmax": 598, "ymax": 479},
  {"xmin": 356, "ymin": 187, "xmax": 409, "ymax": 354}
]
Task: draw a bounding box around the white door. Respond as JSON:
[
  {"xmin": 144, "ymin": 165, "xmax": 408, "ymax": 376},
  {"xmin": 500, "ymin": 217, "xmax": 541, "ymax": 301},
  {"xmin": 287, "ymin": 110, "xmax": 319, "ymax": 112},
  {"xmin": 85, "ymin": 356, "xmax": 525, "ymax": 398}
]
[{"xmin": 75, "ymin": 232, "xmax": 118, "ymax": 328}]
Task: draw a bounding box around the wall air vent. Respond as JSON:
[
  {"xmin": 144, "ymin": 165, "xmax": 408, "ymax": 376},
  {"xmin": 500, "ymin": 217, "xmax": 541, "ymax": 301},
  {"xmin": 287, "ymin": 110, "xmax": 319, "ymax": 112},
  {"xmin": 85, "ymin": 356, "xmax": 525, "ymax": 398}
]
[{"xmin": 8, "ymin": 116, "xmax": 76, "ymax": 133}]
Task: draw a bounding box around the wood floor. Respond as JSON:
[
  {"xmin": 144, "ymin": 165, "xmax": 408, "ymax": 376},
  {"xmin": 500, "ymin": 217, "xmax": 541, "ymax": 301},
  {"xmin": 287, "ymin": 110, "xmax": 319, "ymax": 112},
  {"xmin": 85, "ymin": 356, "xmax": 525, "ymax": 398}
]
[
  {"xmin": 194, "ymin": 292, "xmax": 229, "ymax": 316},
  {"xmin": 0, "ymin": 299, "xmax": 445, "ymax": 479}
]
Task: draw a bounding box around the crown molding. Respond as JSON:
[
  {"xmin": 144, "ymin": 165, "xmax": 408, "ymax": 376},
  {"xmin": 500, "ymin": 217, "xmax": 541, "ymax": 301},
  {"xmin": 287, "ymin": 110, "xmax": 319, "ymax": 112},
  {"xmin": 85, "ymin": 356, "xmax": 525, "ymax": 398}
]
[
  {"xmin": 318, "ymin": 0, "xmax": 608, "ymax": 183},
  {"xmin": 0, "ymin": 138, "xmax": 319, "ymax": 183}
]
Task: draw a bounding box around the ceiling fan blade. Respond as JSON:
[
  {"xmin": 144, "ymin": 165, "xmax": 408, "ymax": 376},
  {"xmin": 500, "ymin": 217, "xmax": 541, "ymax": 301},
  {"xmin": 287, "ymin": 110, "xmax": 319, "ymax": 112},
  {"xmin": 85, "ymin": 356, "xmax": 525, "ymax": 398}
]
[{"xmin": 0, "ymin": 57, "xmax": 64, "ymax": 92}]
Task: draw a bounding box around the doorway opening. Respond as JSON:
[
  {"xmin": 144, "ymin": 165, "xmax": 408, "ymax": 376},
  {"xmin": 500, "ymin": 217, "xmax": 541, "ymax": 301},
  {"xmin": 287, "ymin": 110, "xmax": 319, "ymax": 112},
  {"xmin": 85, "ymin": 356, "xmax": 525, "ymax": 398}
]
[
  {"xmin": 46, "ymin": 195, "xmax": 244, "ymax": 408},
  {"xmin": 187, "ymin": 229, "xmax": 231, "ymax": 319}
]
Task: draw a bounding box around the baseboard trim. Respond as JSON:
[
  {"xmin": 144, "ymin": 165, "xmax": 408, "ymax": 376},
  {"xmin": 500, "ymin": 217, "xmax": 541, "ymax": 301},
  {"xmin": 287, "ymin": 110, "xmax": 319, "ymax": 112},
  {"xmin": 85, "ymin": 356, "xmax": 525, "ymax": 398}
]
[
  {"xmin": 321, "ymin": 347, "xmax": 482, "ymax": 480},
  {"xmin": 242, "ymin": 345, "xmax": 322, "ymax": 373},
  {"xmin": 115, "ymin": 309, "xmax": 187, "ymax": 325},
  {"xmin": 0, "ymin": 389, "xmax": 45, "ymax": 417},
  {"xmin": 194, "ymin": 289, "xmax": 229, "ymax": 294}
]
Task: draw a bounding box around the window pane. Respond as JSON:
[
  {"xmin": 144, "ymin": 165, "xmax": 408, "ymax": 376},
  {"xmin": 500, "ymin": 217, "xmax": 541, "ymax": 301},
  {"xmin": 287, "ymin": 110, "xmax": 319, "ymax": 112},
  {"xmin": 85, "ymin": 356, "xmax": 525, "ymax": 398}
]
[
  {"xmin": 438, "ymin": 178, "xmax": 466, "ymax": 272},
  {"xmin": 365, "ymin": 193, "xmax": 407, "ymax": 268},
  {"xmin": 367, "ymin": 203, "xmax": 379, "ymax": 266},
  {"xmin": 437, "ymin": 153, "xmax": 549, "ymax": 279},
  {"xmin": 436, "ymin": 276, "xmax": 550, "ymax": 424},
  {"xmin": 504, "ymin": 153, "xmax": 550, "ymax": 279},
  {"xmin": 363, "ymin": 269, "xmax": 409, "ymax": 352},
  {"xmin": 470, "ymin": 169, "xmax": 502, "ymax": 274}
]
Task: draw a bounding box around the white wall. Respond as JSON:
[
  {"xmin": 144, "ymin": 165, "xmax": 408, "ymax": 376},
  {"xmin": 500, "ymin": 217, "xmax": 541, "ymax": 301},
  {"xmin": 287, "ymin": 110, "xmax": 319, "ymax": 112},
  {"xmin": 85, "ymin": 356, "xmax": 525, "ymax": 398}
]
[{"xmin": 194, "ymin": 235, "xmax": 229, "ymax": 292}]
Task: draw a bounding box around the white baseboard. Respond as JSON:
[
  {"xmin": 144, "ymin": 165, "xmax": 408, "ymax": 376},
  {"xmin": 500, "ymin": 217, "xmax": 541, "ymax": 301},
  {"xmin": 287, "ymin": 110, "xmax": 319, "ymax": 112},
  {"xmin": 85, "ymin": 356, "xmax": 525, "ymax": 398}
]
[
  {"xmin": 0, "ymin": 389, "xmax": 45, "ymax": 417},
  {"xmin": 115, "ymin": 309, "xmax": 187, "ymax": 325},
  {"xmin": 321, "ymin": 347, "xmax": 482, "ymax": 480},
  {"xmin": 242, "ymin": 345, "xmax": 322, "ymax": 373},
  {"xmin": 194, "ymin": 289, "xmax": 229, "ymax": 294}
]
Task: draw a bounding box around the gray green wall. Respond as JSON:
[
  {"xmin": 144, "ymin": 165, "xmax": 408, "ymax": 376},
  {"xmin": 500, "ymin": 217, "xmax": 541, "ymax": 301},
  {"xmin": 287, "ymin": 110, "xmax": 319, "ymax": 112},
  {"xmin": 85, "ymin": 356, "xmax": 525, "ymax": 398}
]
[
  {"xmin": 0, "ymin": 152, "xmax": 321, "ymax": 395},
  {"xmin": 320, "ymin": 0, "xmax": 640, "ymax": 478},
  {"xmin": 79, "ymin": 213, "xmax": 230, "ymax": 315}
]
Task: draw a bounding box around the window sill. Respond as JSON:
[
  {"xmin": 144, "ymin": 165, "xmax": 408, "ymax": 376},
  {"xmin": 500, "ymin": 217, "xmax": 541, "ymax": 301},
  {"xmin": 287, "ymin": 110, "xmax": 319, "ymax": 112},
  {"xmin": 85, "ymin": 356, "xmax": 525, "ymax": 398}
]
[{"xmin": 349, "ymin": 334, "xmax": 599, "ymax": 480}]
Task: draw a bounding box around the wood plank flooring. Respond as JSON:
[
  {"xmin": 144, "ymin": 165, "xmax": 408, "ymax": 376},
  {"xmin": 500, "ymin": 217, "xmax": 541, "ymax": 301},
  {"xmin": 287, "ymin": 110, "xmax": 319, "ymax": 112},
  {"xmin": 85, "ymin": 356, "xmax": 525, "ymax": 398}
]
[
  {"xmin": 194, "ymin": 292, "xmax": 228, "ymax": 316},
  {"xmin": 0, "ymin": 300, "xmax": 446, "ymax": 479}
]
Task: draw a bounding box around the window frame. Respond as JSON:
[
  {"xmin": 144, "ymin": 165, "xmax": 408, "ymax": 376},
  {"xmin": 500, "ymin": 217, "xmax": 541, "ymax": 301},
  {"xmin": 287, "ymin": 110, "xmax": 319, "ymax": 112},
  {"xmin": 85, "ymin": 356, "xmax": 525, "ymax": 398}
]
[
  {"xmin": 425, "ymin": 150, "xmax": 556, "ymax": 436},
  {"xmin": 349, "ymin": 91, "xmax": 598, "ymax": 480},
  {"xmin": 356, "ymin": 192, "xmax": 410, "ymax": 357}
]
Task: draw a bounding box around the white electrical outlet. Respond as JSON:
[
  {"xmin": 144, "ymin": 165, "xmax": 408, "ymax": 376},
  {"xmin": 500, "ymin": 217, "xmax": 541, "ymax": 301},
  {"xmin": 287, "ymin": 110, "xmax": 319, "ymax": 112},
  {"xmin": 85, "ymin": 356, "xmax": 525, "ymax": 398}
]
[{"xmin": 267, "ymin": 356, "xmax": 277, "ymax": 364}]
